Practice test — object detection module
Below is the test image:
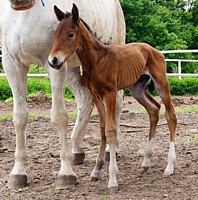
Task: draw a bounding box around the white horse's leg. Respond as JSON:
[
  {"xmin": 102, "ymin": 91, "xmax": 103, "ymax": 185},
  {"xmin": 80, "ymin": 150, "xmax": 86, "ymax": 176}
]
[
  {"xmin": 66, "ymin": 67, "xmax": 94, "ymax": 165},
  {"xmin": 48, "ymin": 65, "xmax": 77, "ymax": 187},
  {"xmin": 3, "ymin": 54, "xmax": 29, "ymax": 189}
]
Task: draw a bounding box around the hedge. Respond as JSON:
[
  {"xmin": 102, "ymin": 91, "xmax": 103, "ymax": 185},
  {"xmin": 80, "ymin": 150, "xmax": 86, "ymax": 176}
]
[
  {"xmin": 0, "ymin": 77, "xmax": 74, "ymax": 100},
  {"xmin": 124, "ymin": 77, "xmax": 198, "ymax": 96},
  {"xmin": 0, "ymin": 77, "xmax": 197, "ymax": 101}
]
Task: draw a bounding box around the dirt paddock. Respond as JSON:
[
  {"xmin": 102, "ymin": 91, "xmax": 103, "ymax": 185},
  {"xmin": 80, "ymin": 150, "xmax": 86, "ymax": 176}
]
[{"xmin": 0, "ymin": 94, "xmax": 198, "ymax": 200}]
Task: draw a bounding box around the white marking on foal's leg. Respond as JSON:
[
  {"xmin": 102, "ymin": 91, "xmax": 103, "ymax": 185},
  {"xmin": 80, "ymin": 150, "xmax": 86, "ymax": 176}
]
[
  {"xmin": 165, "ymin": 142, "xmax": 176, "ymax": 175},
  {"xmin": 108, "ymin": 142, "xmax": 119, "ymax": 193},
  {"xmin": 90, "ymin": 159, "xmax": 104, "ymax": 181},
  {"xmin": 142, "ymin": 138, "xmax": 155, "ymax": 169},
  {"xmin": 91, "ymin": 143, "xmax": 106, "ymax": 181}
]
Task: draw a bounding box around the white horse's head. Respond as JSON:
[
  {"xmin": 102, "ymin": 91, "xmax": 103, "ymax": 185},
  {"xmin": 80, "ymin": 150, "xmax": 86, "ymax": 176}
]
[{"xmin": 9, "ymin": 0, "xmax": 36, "ymax": 10}]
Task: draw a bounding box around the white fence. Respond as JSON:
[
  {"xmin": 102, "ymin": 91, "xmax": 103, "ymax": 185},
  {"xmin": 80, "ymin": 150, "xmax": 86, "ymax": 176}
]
[
  {"xmin": 0, "ymin": 48, "xmax": 198, "ymax": 78},
  {"xmin": 161, "ymin": 49, "xmax": 198, "ymax": 79}
]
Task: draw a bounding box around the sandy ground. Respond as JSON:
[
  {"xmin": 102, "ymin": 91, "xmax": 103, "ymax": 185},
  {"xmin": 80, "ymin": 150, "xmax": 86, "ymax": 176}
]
[{"xmin": 0, "ymin": 93, "xmax": 198, "ymax": 200}]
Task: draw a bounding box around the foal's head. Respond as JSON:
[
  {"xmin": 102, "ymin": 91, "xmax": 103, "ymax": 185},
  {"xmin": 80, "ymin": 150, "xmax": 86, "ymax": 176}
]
[{"xmin": 48, "ymin": 4, "xmax": 81, "ymax": 70}]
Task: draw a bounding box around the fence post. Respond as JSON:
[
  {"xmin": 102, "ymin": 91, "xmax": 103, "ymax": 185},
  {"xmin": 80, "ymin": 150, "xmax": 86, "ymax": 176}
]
[{"xmin": 178, "ymin": 60, "xmax": 182, "ymax": 80}]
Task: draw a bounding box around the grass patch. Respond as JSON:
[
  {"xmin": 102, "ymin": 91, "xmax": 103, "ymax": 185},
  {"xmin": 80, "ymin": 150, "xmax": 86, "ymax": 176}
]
[
  {"xmin": 175, "ymin": 106, "xmax": 198, "ymax": 113},
  {"xmin": 0, "ymin": 114, "xmax": 13, "ymax": 121},
  {"xmin": 129, "ymin": 106, "xmax": 198, "ymax": 115},
  {"xmin": 68, "ymin": 112, "xmax": 77, "ymax": 119},
  {"xmin": 188, "ymin": 134, "xmax": 198, "ymax": 141},
  {"xmin": 0, "ymin": 113, "xmax": 41, "ymax": 121}
]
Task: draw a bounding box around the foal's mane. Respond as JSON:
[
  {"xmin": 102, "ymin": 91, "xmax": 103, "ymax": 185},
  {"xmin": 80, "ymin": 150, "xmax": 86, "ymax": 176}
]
[{"xmin": 65, "ymin": 12, "xmax": 108, "ymax": 45}]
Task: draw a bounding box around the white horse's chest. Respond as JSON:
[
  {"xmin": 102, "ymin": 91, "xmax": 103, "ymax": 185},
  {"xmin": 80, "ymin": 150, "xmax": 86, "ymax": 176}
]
[{"xmin": 4, "ymin": 11, "xmax": 57, "ymax": 66}]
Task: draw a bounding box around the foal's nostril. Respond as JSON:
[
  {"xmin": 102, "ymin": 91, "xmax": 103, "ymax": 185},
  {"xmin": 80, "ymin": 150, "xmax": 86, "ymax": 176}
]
[{"xmin": 52, "ymin": 57, "xmax": 58, "ymax": 66}]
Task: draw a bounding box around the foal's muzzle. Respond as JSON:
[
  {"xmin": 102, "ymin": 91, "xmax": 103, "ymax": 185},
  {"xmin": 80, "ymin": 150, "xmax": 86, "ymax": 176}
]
[{"xmin": 48, "ymin": 57, "xmax": 63, "ymax": 70}]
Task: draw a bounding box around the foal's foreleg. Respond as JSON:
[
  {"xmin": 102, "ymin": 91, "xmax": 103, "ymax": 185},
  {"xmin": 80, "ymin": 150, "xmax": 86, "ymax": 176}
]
[
  {"xmin": 66, "ymin": 67, "xmax": 94, "ymax": 164},
  {"xmin": 3, "ymin": 56, "xmax": 29, "ymax": 189},
  {"xmin": 90, "ymin": 97, "xmax": 106, "ymax": 181},
  {"xmin": 104, "ymin": 92, "xmax": 119, "ymax": 193},
  {"xmin": 105, "ymin": 90, "xmax": 123, "ymax": 160},
  {"xmin": 49, "ymin": 66, "xmax": 77, "ymax": 187}
]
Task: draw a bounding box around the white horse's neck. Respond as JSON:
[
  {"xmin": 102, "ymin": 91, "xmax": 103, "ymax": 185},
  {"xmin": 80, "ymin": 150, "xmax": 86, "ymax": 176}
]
[{"xmin": 1, "ymin": 0, "xmax": 121, "ymax": 67}]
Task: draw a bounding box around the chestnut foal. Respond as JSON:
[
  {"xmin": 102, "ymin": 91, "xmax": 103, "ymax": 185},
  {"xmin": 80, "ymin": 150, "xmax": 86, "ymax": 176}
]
[{"xmin": 48, "ymin": 4, "xmax": 177, "ymax": 193}]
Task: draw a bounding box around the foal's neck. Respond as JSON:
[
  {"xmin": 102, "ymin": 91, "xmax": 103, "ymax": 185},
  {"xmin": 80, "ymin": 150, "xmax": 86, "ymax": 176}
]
[{"xmin": 76, "ymin": 21, "xmax": 107, "ymax": 74}]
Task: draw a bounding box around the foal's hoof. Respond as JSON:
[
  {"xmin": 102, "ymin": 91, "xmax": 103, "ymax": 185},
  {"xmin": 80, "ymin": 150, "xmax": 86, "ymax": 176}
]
[
  {"xmin": 56, "ymin": 175, "xmax": 77, "ymax": 188},
  {"xmin": 105, "ymin": 152, "xmax": 119, "ymax": 162},
  {"xmin": 73, "ymin": 153, "xmax": 85, "ymax": 165},
  {"xmin": 109, "ymin": 186, "xmax": 118, "ymax": 194},
  {"xmin": 8, "ymin": 174, "xmax": 27, "ymax": 189},
  {"xmin": 142, "ymin": 167, "xmax": 149, "ymax": 173}
]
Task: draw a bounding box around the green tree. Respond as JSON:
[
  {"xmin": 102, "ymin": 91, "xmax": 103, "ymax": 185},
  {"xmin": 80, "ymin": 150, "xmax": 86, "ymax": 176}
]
[{"xmin": 120, "ymin": 0, "xmax": 198, "ymax": 73}]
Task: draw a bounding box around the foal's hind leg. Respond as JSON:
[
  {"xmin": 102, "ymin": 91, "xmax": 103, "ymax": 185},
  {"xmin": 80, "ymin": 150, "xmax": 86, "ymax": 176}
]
[
  {"xmin": 66, "ymin": 67, "xmax": 94, "ymax": 165},
  {"xmin": 153, "ymin": 76, "xmax": 177, "ymax": 175},
  {"xmin": 129, "ymin": 75, "xmax": 161, "ymax": 171}
]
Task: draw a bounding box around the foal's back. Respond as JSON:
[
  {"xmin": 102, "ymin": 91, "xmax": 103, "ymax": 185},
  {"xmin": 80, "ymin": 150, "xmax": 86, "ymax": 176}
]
[{"xmin": 108, "ymin": 43, "xmax": 165, "ymax": 90}]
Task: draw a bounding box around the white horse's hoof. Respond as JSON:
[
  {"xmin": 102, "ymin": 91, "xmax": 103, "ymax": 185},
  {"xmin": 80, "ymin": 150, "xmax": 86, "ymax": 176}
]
[
  {"xmin": 90, "ymin": 176, "xmax": 99, "ymax": 181},
  {"xmin": 8, "ymin": 174, "xmax": 27, "ymax": 189},
  {"xmin": 56, "ymin": 175, "xmax": 77, "ymax": 188},
  {"xmin": 164, "ymin": 171, "xmax": 173, "ymax": 176},
  {"xmin": 73, "ymin": 153, "xmax": 85, "ymax": 165},
  {"xmin": 109, "ymin": 186, "xmax": 118, "ymax": 194}
]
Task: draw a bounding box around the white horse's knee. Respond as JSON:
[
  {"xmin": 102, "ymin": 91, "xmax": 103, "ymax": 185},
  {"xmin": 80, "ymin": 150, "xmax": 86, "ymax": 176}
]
[
  {"xmin": 50, "ymin": 110, "xmax": 69, "ymax": 128},
  {"xmin": 13, "ymin": 109, "xmax": 29, "ymax": 128}
]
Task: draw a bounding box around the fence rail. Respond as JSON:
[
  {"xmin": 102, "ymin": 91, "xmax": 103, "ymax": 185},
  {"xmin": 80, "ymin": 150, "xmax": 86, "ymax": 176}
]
[
  {"xmin": 0, "ymin": 48, "xmax": 198, "ymax": 78},
  {"xmin": 160, "ymin": 49, "xmax": 198, "ymax": 78}
]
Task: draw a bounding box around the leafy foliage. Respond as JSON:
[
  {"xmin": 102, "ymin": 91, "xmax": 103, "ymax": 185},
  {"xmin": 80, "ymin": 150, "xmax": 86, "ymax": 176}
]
[
  {"xmin": 120, "ymin": 0, "xmax": 198, "ymax": 73},
  {"xmin": 124, "ymin": 77, "xmax": 198, "ymax": 96},
  {"xmin": 169, "ymin": 77, "xmax": 198, "ymax": 95}
]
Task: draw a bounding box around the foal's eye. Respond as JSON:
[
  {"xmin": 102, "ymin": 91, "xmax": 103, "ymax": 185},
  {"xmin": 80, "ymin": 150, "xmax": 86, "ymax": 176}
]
[{"xmin": 68, "ymin": 33, "xmax": 75, "ymax": 39}]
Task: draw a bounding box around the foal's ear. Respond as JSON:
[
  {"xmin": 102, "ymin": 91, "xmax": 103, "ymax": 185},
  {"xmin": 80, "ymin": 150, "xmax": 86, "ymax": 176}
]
[
  {"xmin": 54, "ymin": 5, "xmax": 66, "ymax": 21},
  {"xmin": 72, "ymin": 3, "xmax": 80, "ymax": 25}
]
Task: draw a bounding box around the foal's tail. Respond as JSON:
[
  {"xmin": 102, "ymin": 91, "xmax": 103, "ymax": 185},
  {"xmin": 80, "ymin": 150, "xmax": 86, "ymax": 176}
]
[
  {"xmin": 147, "ymin": 78, "xmax": 155, "ymax": 93},
  {"xmin": 136, "ymin": 74, "xmax": 155, "ymax": 93}
]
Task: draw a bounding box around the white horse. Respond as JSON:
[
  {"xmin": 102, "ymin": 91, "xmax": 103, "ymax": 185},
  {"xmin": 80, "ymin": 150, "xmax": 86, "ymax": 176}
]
[{"xmin": 0, "ymin": 0, "xmax": 125, "ymax": 189}]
